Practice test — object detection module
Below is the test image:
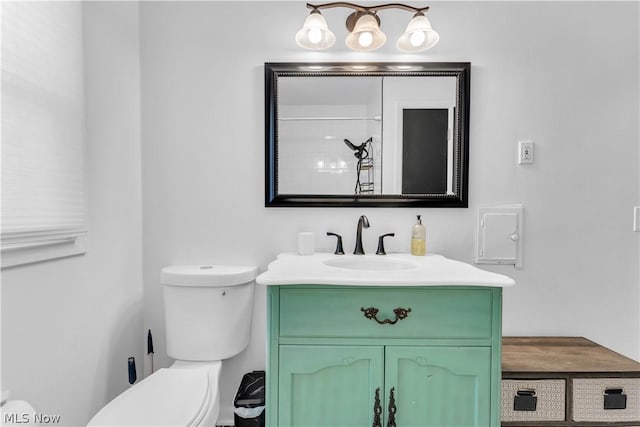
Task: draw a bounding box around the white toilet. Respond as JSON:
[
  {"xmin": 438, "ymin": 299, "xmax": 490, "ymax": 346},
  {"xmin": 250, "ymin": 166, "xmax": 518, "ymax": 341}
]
[{"xmin": 88, "ymin": 264, "xmax": 257, "ymax": 427}]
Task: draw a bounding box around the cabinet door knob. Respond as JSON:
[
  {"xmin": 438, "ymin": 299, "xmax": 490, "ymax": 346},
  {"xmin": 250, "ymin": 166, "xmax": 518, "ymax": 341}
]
[
  {"xmin": 361, "ymin": 307, "xmax": 412, "ymax": 325},
  {"xmin": 387, "ymin": 387, "xmax": 397, "ymax": 427}
]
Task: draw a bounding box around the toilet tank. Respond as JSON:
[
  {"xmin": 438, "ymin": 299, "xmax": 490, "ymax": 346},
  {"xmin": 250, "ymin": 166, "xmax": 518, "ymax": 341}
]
[{"xmin": 161, "ymin": 265, "xmax": 257, "ymax": 361}]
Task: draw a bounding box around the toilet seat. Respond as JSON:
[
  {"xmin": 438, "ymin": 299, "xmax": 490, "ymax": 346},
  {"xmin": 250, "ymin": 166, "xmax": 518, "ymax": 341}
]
[{"xmin": 87, "ymin": 367, "xmax": 211, "ymax": 426}]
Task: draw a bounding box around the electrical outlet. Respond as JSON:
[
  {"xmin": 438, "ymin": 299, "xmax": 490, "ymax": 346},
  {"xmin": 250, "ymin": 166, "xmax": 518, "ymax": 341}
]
[{"xmin": 518, "ymin": 141, "xmax": 534, "ymax": 165}]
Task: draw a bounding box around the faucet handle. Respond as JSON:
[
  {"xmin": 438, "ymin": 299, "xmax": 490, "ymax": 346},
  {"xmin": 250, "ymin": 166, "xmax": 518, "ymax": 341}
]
[
  {"xmin": 326, "ymin": 232, "xmax": 345, "ymax": 255},
  {"xmin": 376, "ymin": 233, "xmax": 395, "ymax": 255}
]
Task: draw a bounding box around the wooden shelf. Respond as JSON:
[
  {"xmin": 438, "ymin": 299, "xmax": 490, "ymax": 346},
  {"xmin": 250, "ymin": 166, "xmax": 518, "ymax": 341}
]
[
  {"xmin": 502, "ymin": 337, "xmax": 640, "ymax": 427},
  {"xmin": 503, "ymin": 336, "xmax": 640, "ymax": 375}
]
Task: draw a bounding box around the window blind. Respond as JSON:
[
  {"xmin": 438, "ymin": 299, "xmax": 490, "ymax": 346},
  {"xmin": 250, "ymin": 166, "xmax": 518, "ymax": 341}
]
[{"xmin": 1, "ymin": 2, "xmax": 87, "ymax": 251}]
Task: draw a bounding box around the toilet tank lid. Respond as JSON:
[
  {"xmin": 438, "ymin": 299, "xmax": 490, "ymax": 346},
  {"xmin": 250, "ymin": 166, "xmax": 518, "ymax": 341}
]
[{"xmin": 161, "ymin": 265, "xmax": 257, "ymax": 287}]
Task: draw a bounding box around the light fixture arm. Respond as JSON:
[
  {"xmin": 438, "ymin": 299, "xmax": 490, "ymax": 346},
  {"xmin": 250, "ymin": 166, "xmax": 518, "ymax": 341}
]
[{"xmin": 306, "ymin": 2, "xmax": 429, "ymax": 15}]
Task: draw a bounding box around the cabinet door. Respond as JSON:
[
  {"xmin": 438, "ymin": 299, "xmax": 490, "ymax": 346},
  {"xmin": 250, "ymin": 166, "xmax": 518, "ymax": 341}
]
[
  {"xmin": 385, "ymin": 346, "xmax": 492, "ymax": 427},
  {"xmin": 278, "ymin": 345, "xmax": 384, "ymax": 427}
]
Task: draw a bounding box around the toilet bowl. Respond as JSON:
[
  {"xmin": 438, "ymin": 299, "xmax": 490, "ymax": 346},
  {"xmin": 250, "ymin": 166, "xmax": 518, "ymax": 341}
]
[
  {"xmin": 87, "ymin": 265, "xmax": 257, "ymax": 427},
  {"xmin": 88, "ymin": 361, "xmax": 220, "ymax": 427}
]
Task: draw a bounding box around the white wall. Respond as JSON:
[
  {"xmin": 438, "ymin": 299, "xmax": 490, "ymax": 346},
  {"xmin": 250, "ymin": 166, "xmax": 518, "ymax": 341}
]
[
  {"xmin": 1, "ymin": 2, "xmax": 144, "ymax": 425},
  {"xmin": 139, "ymin": 1, "xmax": 639, "ymax": 423}
]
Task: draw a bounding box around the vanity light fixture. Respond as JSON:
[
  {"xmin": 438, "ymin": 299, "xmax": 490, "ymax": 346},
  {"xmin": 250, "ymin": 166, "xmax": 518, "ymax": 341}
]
[
  {"xmin": 296, "ymin": 2, "xmax": 439, "ymax": 52},
  {"xmin": 295, "ymin": 10, "xmax": 336, "ymax": 50}
]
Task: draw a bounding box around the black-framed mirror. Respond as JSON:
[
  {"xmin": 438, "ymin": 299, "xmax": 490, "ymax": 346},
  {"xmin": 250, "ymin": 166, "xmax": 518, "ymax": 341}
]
[{"xmin": 265, "ymin": 62, "xmax": 470, "ymax": 207}]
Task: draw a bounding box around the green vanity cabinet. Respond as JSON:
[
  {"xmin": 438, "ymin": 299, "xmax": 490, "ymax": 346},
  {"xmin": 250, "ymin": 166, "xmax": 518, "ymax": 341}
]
[{"xmin": 267, "ymin": 285, "xmax": 503, "ymax": 427}]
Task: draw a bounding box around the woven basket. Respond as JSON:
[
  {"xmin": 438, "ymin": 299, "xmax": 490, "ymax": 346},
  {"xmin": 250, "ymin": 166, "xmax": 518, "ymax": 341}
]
[
  {"xmin": 501, "ymin": 379, "xmax": 565, "ymax": 422},
  {"xmin": 573, "ymin": 378, "xmax": 640, "ymax": 422}
]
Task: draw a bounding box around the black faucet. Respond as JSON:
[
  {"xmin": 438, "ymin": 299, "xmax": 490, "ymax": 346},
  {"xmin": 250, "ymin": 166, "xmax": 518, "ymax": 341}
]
[
  {"xmin": 376, "ymin": 233, "xmax": 395, "ymax": 255},
  {"xmin": 354, "ymin": 215, "xmax": 370, "ymax": 255},
  {"xmin": 326, "ymin": 232, "xmax": 345, "ymax": 255}
]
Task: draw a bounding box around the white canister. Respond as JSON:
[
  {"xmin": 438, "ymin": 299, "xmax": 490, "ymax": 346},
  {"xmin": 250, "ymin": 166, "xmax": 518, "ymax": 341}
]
[{"xmin": 297, "ymin": 232, "xmax": 315, "ymax": 255}]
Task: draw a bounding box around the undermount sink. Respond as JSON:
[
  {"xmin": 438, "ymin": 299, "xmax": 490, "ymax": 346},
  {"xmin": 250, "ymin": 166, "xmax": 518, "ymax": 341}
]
[{"xmin": 323, "ymin": 256, "xmax": 417, "ymax": 271}]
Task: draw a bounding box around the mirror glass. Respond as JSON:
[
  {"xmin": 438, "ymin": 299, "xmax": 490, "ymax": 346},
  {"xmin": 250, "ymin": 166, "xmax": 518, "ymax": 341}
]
[{"xmin": 265, "ymin": 63, "xmax": 470, "ymax": 207}]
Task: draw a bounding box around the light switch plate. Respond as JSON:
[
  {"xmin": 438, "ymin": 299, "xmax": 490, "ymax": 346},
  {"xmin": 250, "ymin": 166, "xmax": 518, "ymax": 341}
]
[{"xmin": 634, "ymin": 206, "xmax": 640, "ymax": 232}]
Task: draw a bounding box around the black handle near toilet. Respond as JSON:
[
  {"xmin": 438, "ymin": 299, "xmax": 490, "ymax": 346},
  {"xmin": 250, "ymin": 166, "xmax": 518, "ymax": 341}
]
[{"xmin": 128, "ymin": 357, "xmax": 137, "ymax": 385}]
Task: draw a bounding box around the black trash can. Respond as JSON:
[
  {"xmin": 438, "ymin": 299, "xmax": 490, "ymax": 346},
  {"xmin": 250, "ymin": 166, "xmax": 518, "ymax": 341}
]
[{"xmin": 234, "ymin": 370, "xmax": 265, "ymax": 427}]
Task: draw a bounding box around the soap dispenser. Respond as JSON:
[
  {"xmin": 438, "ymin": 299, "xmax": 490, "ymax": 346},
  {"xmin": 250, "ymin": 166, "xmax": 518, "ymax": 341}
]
[{"xmin": 411, "ymin": 215, "xmax": 426, "ymax": 256}]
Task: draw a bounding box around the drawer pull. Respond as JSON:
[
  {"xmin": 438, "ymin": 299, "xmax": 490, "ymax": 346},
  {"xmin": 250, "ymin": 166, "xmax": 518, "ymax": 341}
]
[
  {"xmin": 361, "ymin": 307, "xmax": 412, "ymax": 325},
  {"xmin": 514, "ymin": 389, "xmax": 537, "ymax": 411},
  {"xmin": 604, "ymin": 388, "xmax": 627, "ymax": 410}
]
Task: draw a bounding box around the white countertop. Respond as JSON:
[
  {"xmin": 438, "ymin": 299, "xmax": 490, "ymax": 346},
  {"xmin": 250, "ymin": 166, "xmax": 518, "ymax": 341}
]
[{"xmin": 256, "ymin": 252, "xmax": 515, "ymax": 287}]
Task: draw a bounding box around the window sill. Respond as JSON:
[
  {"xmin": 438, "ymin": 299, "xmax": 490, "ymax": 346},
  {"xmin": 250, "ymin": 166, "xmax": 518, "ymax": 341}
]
[{"xmin": 1, "ymin": 235, "xmax": 88, "ymax": 269}]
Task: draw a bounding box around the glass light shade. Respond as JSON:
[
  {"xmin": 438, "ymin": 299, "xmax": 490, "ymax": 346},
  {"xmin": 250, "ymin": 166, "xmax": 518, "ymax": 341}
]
[
  {"xmin": 295, "ymin": 12, "xmax": 336, "ymax": 50},
  {"xmin": 345, "ymin": 14, "xmax": 386, "ymax": 51},
  {"xmin": 396, "ymin": 14, "xmax": 440, "ymax": 52}
]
